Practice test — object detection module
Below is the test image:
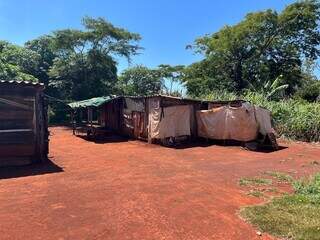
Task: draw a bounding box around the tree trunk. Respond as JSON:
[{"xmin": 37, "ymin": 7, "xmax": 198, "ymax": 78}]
[{"xmin": 234, "ymin": 60, "xmax": 244, "ymax": 92}]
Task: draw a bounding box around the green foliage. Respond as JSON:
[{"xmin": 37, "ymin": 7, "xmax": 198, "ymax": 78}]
[
  {"xmin": 247, "ymin": 190, "xmax": 264, "ymax": 198},
  {"xmin": 158, "ymin": 64, "xmax": 184, "ymax": 95},
  {"xmin": 184, "ymin": 0, "xmax": 320, "ymax": 96},
  {"xmin": 294, "ymin": 174, "xmax": 320, "ymax": 196},
  {"xmin": 0, "ymin": 41, "xmax": 40, "ymax": 82},
  {"xmin": 263, "ymin": 171, "xmax": 293, "ymax": 183},
  {"xmin": 48, "ymin": 16, "xmax": 141, "ymax": 101},
  {"xmin": 296, "ymin": 80, "xmax": 320, "ymax": 102},
  {"xmin": 241, "ymin": 174, "xmax": 320, "ymax": 240},
  {"xmin": 25, "ymin": 35, "xmax": 57, "ymax": 86},
  {"xmin": 239, "ymin": 177, "xmax": 272, "ymax": 186},
  {"xmin": 118, "ymin": 65, "xmax": 163, "ymax": 95},
  {"xmin": 254, "ymin": 75, "xmax": 289, "ymax": 100}
]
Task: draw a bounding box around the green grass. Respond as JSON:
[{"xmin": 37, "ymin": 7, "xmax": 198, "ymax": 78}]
[
  {"xmin": 263, "ymin": 171, "xmax": 293, "ymax": 183},
  {"xmin": 241, "ymin": 174, "xmax": 320, "ymax": 240},
  {"xmin": 239, "ymin": 177, "xmax": 272, "ymax": 186},
  {"xmin": 247, "ymin": 190, "xmax": 264, "ymax": 198}
]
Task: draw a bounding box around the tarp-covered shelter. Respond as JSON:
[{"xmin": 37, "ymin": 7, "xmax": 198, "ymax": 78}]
[
  {"xmin": 119, "ymin": 95, "xmax": 208, "ymax": 142},
  {"xmin": 0, "ymin": 80, "xmax": 48, "ymax": 166},
  {"xmin": 197, "ymin": 101, "xmax": 277, "ymax": 148}
]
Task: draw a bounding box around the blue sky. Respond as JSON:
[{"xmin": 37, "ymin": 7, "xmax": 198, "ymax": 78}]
[{"xmin": 0, "ymin": 0, "xmax": 295, "ymax": 73}]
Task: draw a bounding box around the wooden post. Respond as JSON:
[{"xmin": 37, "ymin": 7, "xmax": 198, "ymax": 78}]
[{"xmin": 71, "ymin": 111, "xmax": 75, "ymax": 135}]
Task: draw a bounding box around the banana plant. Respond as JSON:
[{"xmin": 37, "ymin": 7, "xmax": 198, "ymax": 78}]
[{"xmin": 264, "ymin": 75, "xmax": 289, "ymax": 100}]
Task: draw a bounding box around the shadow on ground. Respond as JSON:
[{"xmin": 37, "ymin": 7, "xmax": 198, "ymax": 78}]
[
  {"xmin": 169, "ymin": 139, "xmax": 288, "ymax": 153},
  {"xmin": 78, "ymin": 134, "xmax": 130, "ymax": 144},
  {"xmin": 0, "ymin": 158, "xmax": 63, "ymax": 180}
]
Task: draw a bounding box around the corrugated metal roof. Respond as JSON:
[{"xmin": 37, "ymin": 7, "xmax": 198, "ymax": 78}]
[
  {"xmin": 68, "ymin": 96, "xmax": 115, "ymax": 109},
  {"xmin": 0, "ymin": 80, "xmax": 44, "ymax": 88}
]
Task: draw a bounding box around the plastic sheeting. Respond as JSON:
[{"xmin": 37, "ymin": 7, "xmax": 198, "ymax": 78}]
[
  {"xmin": 149, "ymin": 102, "xmax": 191, "ymax": 139},
  {"xmin": 197, "ymin": 103, "xmax": 262, "ymax": 142},
  {"xmin": 254, "ymin": 106, "xmax": 275, "ymax": 135}
]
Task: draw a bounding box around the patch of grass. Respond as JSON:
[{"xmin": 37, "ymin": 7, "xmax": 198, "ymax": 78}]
[
  {"xmin": 247, "ymin": 190, "xmax": 264, "ymax": 198},
  {"xmin": 241, "ymin": 174, "xmax": 320, "ymax": 240},
  {"xmin": 263, "ymin": 188, "xmax": 279, "ymax": 194},
  {"xmin": 264, "ymin": 171, "xmax": 293, "ymax": 183},
  {"xmin": 239, "ymin": 177, "xmax": 272, "ymax": 186}
]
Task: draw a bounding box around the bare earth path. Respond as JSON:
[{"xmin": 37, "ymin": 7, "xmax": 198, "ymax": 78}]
[{"xmin": 0, "ymin": 127, "xmax": 320, "ymax": 240}]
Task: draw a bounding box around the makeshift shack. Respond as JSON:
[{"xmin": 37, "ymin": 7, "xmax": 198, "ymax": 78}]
[
  {"xmin": 121, "ymin": 95, "xmax": 206, "ymax": 143},
  {"xmin": 69, "ymin": 95, "xmax": 277, "ymax": 149},
  {"xmin": 69, "ymin": 95, "xmax": 206, "ymax": 143},
  {"xmin": 68, "ymin": 96, "xmax": 120, "ymax": 137},
  {"xmin": 0, "ymin": 80, "xmax": 48, "ymax": 166},
  {"xmin": 197, "ymin": 101, "xmax": 278, "ymax": 149}
]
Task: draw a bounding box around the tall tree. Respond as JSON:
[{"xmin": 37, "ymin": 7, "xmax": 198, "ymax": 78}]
[
  {"xmin": 47, "ymin": 16, "xmax": 141, "ymax": 101},
  {"xmin": 118, "ymin": 65, "xmax": 163, "ymax": 95},
  {"xmin": 184, "ymin": 0, "xmax": 320, "ymax": 97},
  {"xmin": 25, "ymin": 35, "xmax": 56, "ymax": 86}
]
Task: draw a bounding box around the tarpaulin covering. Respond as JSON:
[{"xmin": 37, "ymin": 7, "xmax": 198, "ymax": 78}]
[
  {"xmin": 254, "ymin": 106, "xmax": 275, "ymax": 135},
  {"xmin": 68, "ymin": 96, "xmax": 112, "ymax": 109},
  {"xmin": 149, "ymin": 100, "xmax": 191, "ymax": 139},
  {"xmin": 197, "ymin": 103, "xmax": 261, "ymax": 141}
]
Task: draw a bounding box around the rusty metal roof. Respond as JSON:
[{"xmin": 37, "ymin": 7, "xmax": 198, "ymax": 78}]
[{"xmin": 0, "ymin": 80, "xmax": 44, "ymax": 89}]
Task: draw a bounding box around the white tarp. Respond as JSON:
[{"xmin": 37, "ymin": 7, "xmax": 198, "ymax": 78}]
[
  {"xmin": 197, "ymin": 103, "xmax": 266, "ymax": 142},
  {"xmin": 149, "ymin": 103, "xmax": 191, "ymax": 139}
]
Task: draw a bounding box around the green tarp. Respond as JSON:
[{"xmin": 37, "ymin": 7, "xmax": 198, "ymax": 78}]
[{"xmin": 68, "ymin": 96, "xmax": 112, "ymax": 109}]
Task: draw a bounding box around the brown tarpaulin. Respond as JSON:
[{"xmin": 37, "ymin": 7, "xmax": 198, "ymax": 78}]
[{"xmin": 197, "ymin": 103, "xmax": 274, "ymax": 142}]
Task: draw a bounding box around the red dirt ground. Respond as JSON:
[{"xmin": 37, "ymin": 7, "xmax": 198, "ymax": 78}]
[{"xmin": 1, "ymin": 127, "xmax": 320, "ymax": 240}]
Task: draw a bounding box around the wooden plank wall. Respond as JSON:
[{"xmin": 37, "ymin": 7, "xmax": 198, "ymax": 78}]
[{"xmin": 0, "ymin": 84, "xmax": 48, "ymax": 164}]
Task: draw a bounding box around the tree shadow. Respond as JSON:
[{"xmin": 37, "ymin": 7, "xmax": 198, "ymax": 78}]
[{"xmin": 0, "ymin": 158, "xmax": 63, "ymax": 180}]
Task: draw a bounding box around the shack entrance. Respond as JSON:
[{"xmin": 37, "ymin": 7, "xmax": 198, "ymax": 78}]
[{"xmin": 132, "ymin": 111, "xmax": 146, "ymax": 139}]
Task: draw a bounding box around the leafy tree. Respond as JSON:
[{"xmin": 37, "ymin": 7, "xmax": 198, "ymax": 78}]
[
  {"xmin": 25, "ymin": 35, "xmax": 56, "ymax": 86},
  {"xmin": 158, "ymin": 64, "xmax": 184, "ymax": 95},
  {"xmin": 0, "ymin": 41, "xmax": 40, "ymax": 82},
  {"xmin": 46, "ymin": 16, "xmax": 141, "ymax": 101},
  {"xmin": 184, "ymin": 0, "xmax": 320, "ymax": 97},
  {"xmin": 118, "ymin": 65, "xmax": 163, "ymax": 95}
]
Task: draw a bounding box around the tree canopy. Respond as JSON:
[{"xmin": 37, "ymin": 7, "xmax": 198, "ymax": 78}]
[
  {"xmin": 184, "ymin": 0, "xmax": 320, "ymax": 97},
  {"xmin": 0, "ymin": 41, "xmax": 40, "ymax": 82},
  {"xmin": 118, "ymin": 65, "xmax": 163, "ymax": 95},
  {"xmin": 47, "ymin": 16, "xmax": 141, "ymax": 101}
]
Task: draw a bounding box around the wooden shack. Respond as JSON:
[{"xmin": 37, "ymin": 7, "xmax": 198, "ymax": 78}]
[{"xmin": 0, "ymin": 80, "xmax": 49, "ymax": 166}]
